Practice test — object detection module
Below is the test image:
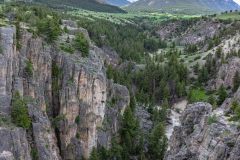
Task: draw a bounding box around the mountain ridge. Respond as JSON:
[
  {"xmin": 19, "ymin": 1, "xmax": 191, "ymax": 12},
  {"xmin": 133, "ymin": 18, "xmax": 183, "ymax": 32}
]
[
  {"xmin": 127, "ymin": 0, "xmax": 240, "ymax": 14},
  {"xmin": 106, "ymin": 0, "xmax": 130, "ymax": 6},
  {"xmin": 2, "ymin": 0, "xmax": 127, "ymax": 13}
]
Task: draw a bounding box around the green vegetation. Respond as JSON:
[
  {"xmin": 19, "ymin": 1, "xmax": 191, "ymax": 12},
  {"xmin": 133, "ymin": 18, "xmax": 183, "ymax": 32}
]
[
  {"xmin": 188, "ymin": 88, "xmax": 208, "ymax": 103},
  {"xmin": 217, "ymin": 85, "xmax": 227, "ymax": 105},
  {"xmin": 31, "ymin": 148, "xmax": 39, "ymax": 160},
  {"xmin": 0, "ymin": 45, "xmax": 3, "ymax": 55},
  {"xmin": 52, "ymin": 114, "xmax": 65, "ymax": 128},
  {"xmin": 233, "ymin": 71, "xmax": 240, "ymax": 92},
  {"xmin": 11, "ymin": 92, "xmax": 31, "ymax": 129},
  {"xmin": 148, "ymin": 122, "xmax": 168, "ymax": 160},
  {"xmin": 217, "ymin": 11, "xmax": 240, "ymax": 21},
  {"xmin": 75, "ymin": 115, "xmax": 80, "ymax": 124},
  {"xmin": 208, "ymin": 95, "xmax": 217, "ymax": 109},
  {"xmin": 25, "ymin": 60, "xmax": 33, "ymax": 77},
  {"xmin": 120, "ymin": 107, "xmax": 139, "ymax": 157},
  {"xmin": 60, "ymin": 43, "xmax": 75, "ymax": 54},
  {"xmin": 36, "ymin": 16, "xmax": 61, "ymax": 43},
  {"xmin": 208, "ymin": 114, "xmax": 217, "ymax": 125},
  {"xmin": 1, "ymin": 2, "xmax": 238, "ymax": 160},
  {"xmin": 185, "ymin": 44, "xmax": 198, "ymax": 53},
  {"xmin": 3, "ymin": 4, "xmax": 62, "ymax": 43},
  {"xmin": 35, "ymin": 0, "xmax": 126, "ymax": 13},
  {"xmin": 230, "ymin": 101, "xmax": 240, "ymax": 122},
  {"xmin": 73, "ymin": 32, "xmax": 89, "ymax": 57},
  {"xmin": 134, "ymin": 52, "xmax": 188, "ymax": 103},
  {"xmin": 15, "ymin": 21, "xmax": 22, "ymax": 50},
  {"xmin": 77, "ymin": 18, "xmax": 146, "ymax": 62},
  {"xmin": 52, "ymin": 62, "xmax": 62, "ymax": 92},
  {"xmin": 0, "ymin": 115, "xmax": 12, "ymax": 126}
]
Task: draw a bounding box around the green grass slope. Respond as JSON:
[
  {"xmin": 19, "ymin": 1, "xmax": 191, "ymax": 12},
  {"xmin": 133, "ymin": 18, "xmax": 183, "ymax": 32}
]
[
  {"xmin": 31, "ymin": 0, "xmax": 127, "ymax": 13},
  {"xmin": 127, "ymin": 0, "xmax": 240, "ymax": 14}
]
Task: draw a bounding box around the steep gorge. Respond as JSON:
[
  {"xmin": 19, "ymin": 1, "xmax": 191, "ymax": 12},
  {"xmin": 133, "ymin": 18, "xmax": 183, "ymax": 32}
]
[{"xmin": 0, "ymin": 20, "xmax": 129, "ymax": 160}]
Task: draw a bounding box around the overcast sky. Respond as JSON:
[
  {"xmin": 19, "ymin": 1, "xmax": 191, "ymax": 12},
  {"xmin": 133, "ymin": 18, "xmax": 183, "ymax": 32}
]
[
  {"xmin": 234, "ymin": 0, "xmax": 240, "ymax": 5},
  {"xmin": 128, "ymin": 0, "xmax": 240, "ymax": 5}
]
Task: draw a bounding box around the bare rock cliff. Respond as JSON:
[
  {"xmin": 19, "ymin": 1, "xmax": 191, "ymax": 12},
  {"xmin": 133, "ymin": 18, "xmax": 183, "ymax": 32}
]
[
  {"xmin": 0, "ymin": 23, "xmax": 129, "ymax": 160},
  {"xmin": 165, "ymin": 102, "xmax": 240, "ymax": 160}
]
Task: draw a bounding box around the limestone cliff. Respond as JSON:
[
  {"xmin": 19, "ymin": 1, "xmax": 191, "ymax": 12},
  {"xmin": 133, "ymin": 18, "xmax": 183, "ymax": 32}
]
[
  {"xmin": 165, "ymin": 102, "xmax": 240, "ymax": 160},
  {"xmin": 0, "ymin": 21, "xmax": 129, "ymax": 160}
]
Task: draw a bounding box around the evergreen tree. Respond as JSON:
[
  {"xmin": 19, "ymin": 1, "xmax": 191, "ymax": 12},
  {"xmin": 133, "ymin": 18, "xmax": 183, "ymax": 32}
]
[
  {"xmin": 148, "ymin": 122, "xmax": 168, "ymax": 160},
  {"xmin": 74, "ymin": 32, "xmax": 89, "ymax": 57},
  {"xmin": 89, "ymin": 148, "xmax": 99, "ymax": 160},
  {"xmin": 216, "ymin": 47, "xmax": 222, "ymax": 58},
  {"xmin": 218, "ymin": 85, "xmax": 227, "ymax": 105},
  {"xmin": 120, "ymin": 107, "xmax": 139, "ymax": 155},
  {"xmin": 233, "ymin": 71, "xmax": 240, "ymax": 92},
  {"xmin": 163, "ymin": 85, "xmax": 170, "ymax": 100},
  {"xmin": 198, "ymin": 67, "xmax": 208, "ymax": 83},
  {"xmin": 208, "ymin": 95, "xmax": 217, "ymax": 109},
  {"xmin": 11, "ymin": 92, "xmax": 31, "ymax": 129}
]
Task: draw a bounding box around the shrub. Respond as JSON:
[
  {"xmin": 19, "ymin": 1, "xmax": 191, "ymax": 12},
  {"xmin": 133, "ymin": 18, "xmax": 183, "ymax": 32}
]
[
  {"xmin": 11, "ymin": 92, "xmax": 31, "ymax": 129},
  {"xmin": 208, "ymin": 114, "xmax": 217, "ymax": 125},
  {"xmin": 194, "ymin": 56, "xmax": 201, "ymax": 61},
  {"xmin": 15, "ymin": 21, "xmax": 22, "ymax": 50},
  {"xmin": 25, "ymin": 60, "xmax": 33, "ymax": 77},
  {"xmin": 75, "ymin": 115, "xmax": 80, "ymax": 124},
  {"xmin": 188, "ymin": 88, "xmax": 208, "ymax": 103},
  {"xmin": 31, "ymin": 148, "xmax": 39, "ymax": 160},
  {"xmin": 73, "ymin": 32, "xmax": 89, "ymax": 57},
  {"xmin": 52, "ymin": 114, "xmax": 65, "ymax": 128},
  {"xmin": 217, "ymin": 85, "xmax": 227, "ymax": 105},
  {"xmin": 0, "ymin": 44, "xmax": 3, "ymax": 54},
  {"xmin": 36, "ymin": 17, "xmax": 61, "ymax": 43},
  {"xmin": 60, "ymin": 44, "xmax": 75, "ymax": 54}
]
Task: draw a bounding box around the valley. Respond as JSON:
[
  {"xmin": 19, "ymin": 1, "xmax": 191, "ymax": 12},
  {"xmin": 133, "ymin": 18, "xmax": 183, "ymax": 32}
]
[{"xmin": 0, "ymin": 1, "xmax": 239, "ymax": 160}]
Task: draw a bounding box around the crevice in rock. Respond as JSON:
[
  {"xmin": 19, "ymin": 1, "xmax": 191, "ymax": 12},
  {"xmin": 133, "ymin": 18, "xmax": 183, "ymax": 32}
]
[
  {"xmin": 27, "ymin": 127, "xmax": 39, "ymax": 160},
  {"xmin": 51, "ymin": 59, "xmax": 63, "ymax": 157}
]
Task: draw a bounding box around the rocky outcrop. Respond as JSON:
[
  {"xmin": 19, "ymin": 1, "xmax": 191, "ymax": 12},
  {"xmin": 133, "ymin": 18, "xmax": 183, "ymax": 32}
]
[
  {"xmin": 156, "ymin": 19, "xmax": 222, "ymax": 46},
  {"xmin": 165, "ymin": 102, "xmax": 240, "ymax": 160},
  {"xmin": 97, "ymin": 81, "xmax": 130, "ymax": 148},
  {"xmin": 215, "ymin": 57, "xmax": 240, "ymax": 89},
  {"xmin": 135, "ymin": 105, "xmax": 153, "ymax": 134},
  {"xmin": 0, "ymin": 127, "xmax": 31, "ymax": 160},
  {"xmin": 0, "ymin": 21, "xmax": 129, "ymax": 160}
]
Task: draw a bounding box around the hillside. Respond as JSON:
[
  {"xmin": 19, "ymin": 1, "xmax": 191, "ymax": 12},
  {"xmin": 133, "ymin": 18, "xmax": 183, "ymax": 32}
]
[
  {"xmin": 4, "ymin": 0, "xmax": 127, "ymax": 13},
  {"xmin": 0, "ymin": 2, "xmax": 240, "ymax": 160},
  {"xmin": 127, "ymin": 0, "xmax": 240, "ymax": 14},
  {"xmin": 106, "ymin": 0, "xmax": 130, "ymax": 6}
]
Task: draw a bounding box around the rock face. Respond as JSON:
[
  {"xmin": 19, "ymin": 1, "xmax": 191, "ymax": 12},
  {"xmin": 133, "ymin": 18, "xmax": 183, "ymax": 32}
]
[
  {"xmin": 215, "ymin": 57, "xmax": 240, "ymax": 89},
  {"xmin": 0, "ymin": 22, "xmax": 129, "ymax": 159},
  {"xmin": 165, "ymin": 102, "xmax": 240, "ymax": 160},
  {"xmin": 135, "ymin": 105, "xmax": 153, "ymax": 133},
  {"xmin": 98, "ymin": 81, "xmax": 130, "ymax": 148},
  {"xmin": 156, "ymin": 19, "xmax": 222, "ymax": 46}
]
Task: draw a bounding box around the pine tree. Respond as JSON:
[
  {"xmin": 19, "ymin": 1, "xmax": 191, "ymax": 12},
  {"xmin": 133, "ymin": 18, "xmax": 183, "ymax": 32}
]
[
  {"xmin": 218, "ymin": 85, "xmax": 227, "ymax": 105},
  {"xmin": 208, "ymin": 95, "xmax": 217, "ymax": 109},
  {"xmin": 148, "ymin": 122, "xmax": 168, "ymax": 160},
  {"xmin": 233, "ymin": 71, "xmax": 240, "ymax": 92},
  {"xmin": 89, "ymin": 148, "xmax": 99, "ymax": 160},
  {"xmin": 216, "ymin": 47, "xmax": 222, "ymax": 58},
  {"xmin": 11, "ymin": 92, "xmax": 31, "ymax": 129},
  {"xmin": 120, "ymin": 107, "xmax": 139, "ymax": 155},
  {"xmin": 163, "ymin": 85, "xmax": 170, "ymax": 100}
]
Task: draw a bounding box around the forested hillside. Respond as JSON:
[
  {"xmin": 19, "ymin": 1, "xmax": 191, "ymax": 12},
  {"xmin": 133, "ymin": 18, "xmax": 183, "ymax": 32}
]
[
  {"xmin": 1, "ymin": 0, "xmax": 126, "ymax": 13},
  {"xmin": 127, "ymin": 0, "xmax": 240, "ymax": 14},
  {"xmin": 0, "ymin": 1, "xmax": 239, "ymax": 160}
]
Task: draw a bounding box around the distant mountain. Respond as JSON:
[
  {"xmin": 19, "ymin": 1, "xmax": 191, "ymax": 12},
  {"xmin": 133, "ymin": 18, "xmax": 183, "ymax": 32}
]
[
  {"xmin": 105, "ymin": 0, "xmax": 130, "ymax": 6},
  {"xmin": 7, "ymin": 0, "xmax": 126, "ymax": 13},
  {"xmin": 127, "ymin": 0, "xmax": 240, "ymax": 14}
]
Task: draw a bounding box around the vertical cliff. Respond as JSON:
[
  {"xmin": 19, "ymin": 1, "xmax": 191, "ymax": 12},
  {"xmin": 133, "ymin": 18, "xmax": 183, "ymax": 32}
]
[{"xmin": 0, "ymin": 19, "xmax": 129, "ymax": 159}]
